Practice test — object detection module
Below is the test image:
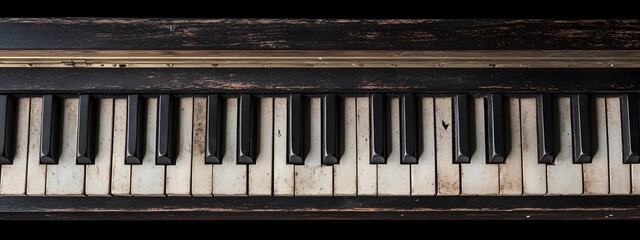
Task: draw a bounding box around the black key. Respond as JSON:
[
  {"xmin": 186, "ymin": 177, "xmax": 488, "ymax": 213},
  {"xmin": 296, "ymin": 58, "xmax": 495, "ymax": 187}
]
[
  {"xmin": 205, "ymin": 94, "xmax": 224, "ymax": 164},
  {"xmin": 40, "ymin": 95, "xmax": 61, "ymax": 164},
  {"xmin": 156, "ymin": 94, "xmax": 178, "ymax": 165},
  {"xmin": 621, "ymin": 94, "xmax": 640, "ymax": 163},
  {"xmin": 537, "ymin": 94, "xmax": 555, "ymax": 164},
  {"xmin": 237, "ymin": 94, "xmax": 256, "ymax": 164},
  {"xmin": 571, "ymin": 94, "xmax": 592, "ymax": 163},
  {"xmin": 322, "ymin": 94, "xmax": 339, "ymax": 165},
  {"xmin": 125, "ymin": 94, "xmax": 146, "ymax": 165},
  {"xmin": 0, "ymin": 95, "xmax": 15, "ymax": 164},
  {"xmin": 76, "ymin": 95, "xmax": 97, "ymax": 165},
  {"xmin": 400, "ymin": 93, "xmax": 418, "ymax": 164},
  {"xmin": 288, "ymin": 94, "xmax": 304, "ymax": 164},
  {"xmin": 486, "ymin": 94, "xmax": 505, "ymax": 164},
  {"xmin": 370, "ymin": 94, "xmax": 386, "ymax": 164},
  {"xmin": 453, "ymin": 94, "xmax": 470, "ymax": 163}
]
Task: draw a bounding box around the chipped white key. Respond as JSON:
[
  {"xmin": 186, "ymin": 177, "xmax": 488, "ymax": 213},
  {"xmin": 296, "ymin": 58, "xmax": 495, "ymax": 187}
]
[
  {"xmin": 46, "ymin": 98, "xmax": 85, "ymax": 195},
  {"xmin": 273, "ymin": 98, "xmax": 293, "ymax": 195},
  {"xmin": 295, "ymin": 98, "xmax": 332, "ymax": 196},
  {"xmin": 249, "ymin": 98, "xmax": 273, "ymax": 196},
  {"xmin": 583, "ymin": 98, "xmax": 609, "ymax": 195},
  {"xmin": 607, "ymin": 97, "xmax": 630, "ymax": 194},
  {"xmin": 547, "ymin": 97, "xmax": 583, "ymax": 195},
  {"xmin": 110, "ymin": 98, "xmax": 130, "ymax": 195},
  {"xmin": 166, "ymin": 97, "xmax": 193, "ymax": 196},
  {"xmin": 334, "ymin": 97, "xmax": 357, "ymax": 196},
  {"xmin": 131, "ymin": 98, "xmax": 165, "ymax": 196},
  {"xmin": 0, "ymin": 98, "xmax": 30, "ymax": 195},
  {"xmin": 520, "ymin": 98, "xmax": 546, "ymax": 195},
  {"xmin": 26, "ymin": 98, "xmax": 46, "ymax": 195},
  {"xmin": 212, "ymin": 98, "xmax": 246, "ymax": 195},
  {"xmin": 435, "ymin": 97, "xmax": 459, "ymax": 195},
  {"xmin": 191, "ymin": 97, "xmax": 212, "ymax": 196},
  {"xmin": 461, "ymin": 97, "xmax": 498, "ymax": 195},
  {"xmin": 85, "ymin": 99, "xmax": 113, "ymax": 196},
  {"xmin": 411, "ymin": 97, "xmax": 436, "ymax": 196},
  {"xmin": 356, "ymin": 97, "xmax": 376, "ymax": 196},
  {"xmin": 499, "ymin": 98, "xmax": 523, "ymax": 195},
  {"xmin": 377, "ymin": 98, "xmax": 410, "ymax": 195}
]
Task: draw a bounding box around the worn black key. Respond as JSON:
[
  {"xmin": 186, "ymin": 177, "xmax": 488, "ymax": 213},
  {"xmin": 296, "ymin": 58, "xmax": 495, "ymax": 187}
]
[
  {"xmin": 621, "ymin": 94, "xmax": 640, "ymax": 163},
  {"xmin": 321, "ymin": 94, "xmax": 339, "ymax": 165},
  {"xmin": 156, "ymin": 94, "xmax": 178, "ymax": 165},
  {"xmin": 486, "ymin": 94, "xmax": 505, "ymax": 164},
  {"xmin": 40, "ymin": 95, "xmax": 61, "ymax": 164},
  {"xmin": 370, "ymin": 94, "xmax": 386, "ymax": 164},
  {"xmin": 571, "ymin": 94, "xmax": 592, "ymax": 163},
  {"xmin": 288, "ymin": 94, "xmax": 304, "ymax": 164},
  {"xmin": 237, "ymin": 94, "xmax": 256, "ymax": 164},
  {"xmin": 0, "ymin": 95, "xmax": 15, "ymax": 164},
  {"xmin": 76, "ymin": 95, "xmax": 97, "ymax": 164},
  {"xmin": 537, "ymin": 94, "xmax": 555, "ymax": 164},
  {"xmin": 400, "ymin": 93, "xmax": 418, "ymax": 164},
  {"xmin": 206, "ymin": 94, "xmax": 224, "ymax": 164},
  {"xmin": 125, "ymin": 94, "xmax": 146, "ymax": 165},
  {"xmin": 453, "ymin": 94, "xmax": 470, "ymax": 163}
]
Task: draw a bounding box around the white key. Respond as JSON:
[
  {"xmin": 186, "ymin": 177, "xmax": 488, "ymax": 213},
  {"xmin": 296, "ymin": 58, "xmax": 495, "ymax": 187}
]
[
  {"xmin": 461, "ymin": 97, "xmax": 499, "ymax": 195},
  {"xmin": 46, "ymin": 98, "xmax": 85, "ymax": 195},
  {"xmin": 435, "ymin": 97, "xmax": 459, "ymax": 195},
  {"xmin": 583, "ymin": 98, "xmax": 609, "ymax": 195},
  {"xmin": 334, "ymin": 97, "xmax": 357, "ymax": 195},
  {"xmin": 110, "ymin": 98, "xmax": 130, "ymax": 195},
  {"xmin": 607, "ymin": 97, "xmax": 630, "ymax": 194},
  {"xmin": 85, "ymin": 99, "xmax": 113, "ymax": 196},
  {"xmin": 295, "ymin": 98, "xmax": 332, "ymax": 196},
  {"xmin": 273, "ymin": 98, "xmax": 293, "ymax": 195},
  {"xmin": 520, "ymin": 98, "xmax": 546, "ymax": 195},
  {"xmin": 0, "ymin": 98, "xmax": 30, "ymax": 195},
  {"xmin": 166, "ymin": 97, "xmax": 193, "ymax": 196},
  {"xmin": 634, "ymin": 162, "xmax": 640, "ymax": 194},
  {"xmin": 377, "ymin": 98, "xmax": 410, "ymax": 195},
  {"xmin": 191, "ymin": 97, "xmax": 212, "ymax": 196},
  {"xmin": 131, "ymin": 98, "xmax": 165, "ymax": 196},
  {"xmin": 547, "ymin": 97, "xmax": 583, "ymax": 195},
  {"xmin": 411, "ymin": 97, "xmax": 436, "ymax": 196},
  {"xmin": 26, "ymin": 98, "xmax": 46, "ymax": 195},
  {"xmin": 499, "ymin": 98, "xmax": 523, "ymax": 195},
  {"xmin": 212, "ymin": 98, "xmax": 246, "ymax": 195},
  {"xmin": 249, "ymin": 98, "xmax": 273, "ymax": 196},
  {"xmin": 356, "ymin": 97, "xmax": 376, "ymax": 196}
]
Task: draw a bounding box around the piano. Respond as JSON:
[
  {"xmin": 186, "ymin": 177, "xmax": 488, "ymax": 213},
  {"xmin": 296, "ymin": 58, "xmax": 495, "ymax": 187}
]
[{"xmin": 1, "ymin": 19, "xmax": 640, "ymax": 219}]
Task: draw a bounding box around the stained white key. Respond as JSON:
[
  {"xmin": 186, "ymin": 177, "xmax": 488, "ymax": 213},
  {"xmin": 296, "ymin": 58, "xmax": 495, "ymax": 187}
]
[
  {"xmin": 356, "ymin": 97, "xmax": 376, "ymax": 196},
  {"xmin": 273, "ymin": 98, "xmax": 293, "ymax": 195},
  {"xmin": 334, "ymin": 97, "xmax": 357, "ymax": 195},
  {"xmin": 110, "ymin": 98, "xmax": 130, "ymax": 195},
  {"xmin": 461, "ymin": 97, "xmax": 498, "ymax": 195},
  {"xmin": 249, "ymin": 98, "xmax": 273, "ymax": 196},
  {"xmin": 607, "ymin": 98, "xmax": 630, "ymax": 194},
  {"xmin": 411, "ymin": 97, "xmax": 436, "ymax": 196},
  {"xmin": 634, "ymin": 163, "xmax": 640, "ymax": 194},
  {"xmin": 435, "ymin": 97, "xmax": 459, "ymax": 195},
  {"xmin": 166, "ymin": 97, "xmax": 193, "ymax": 196},
  {"xmin": 377, "ymin": 98, "xmax": 410, "ymax": 195},
  {"xmin": 212, "ymin": 98, "xmax": 246, "ymax": 195},
  {"xmin": 46, "ymin": 98, "xmax": 85, "ymax": 196},
  {"xmin": 191, "ymin": 97, "xmax": 212, "ymax": 196},
  {"xmin": 499, "ymin": 98, "xmax": 523, "ymax": 195},
  {"xmin": 26, "ymin": 97, "xmax": 46, "ymax": 195},
  {"xmin": 547, "ymin": 97, "xmax": 583, "ymax": 195},
  {"xmin": 0, "ymin": 98, "xmax": 30, "ymax": 195},
  {"xmin": 85, "ymin": 99, "xmax": 113, "ymax": 196},
  {"xmin": 583, "ymin": 98, "xmax": 609, "ymax": 195},
  {"xmin": 131, "ymin": 98, "xmax": 165, "ymax": 196},
  {"xmin": 520, "ymin": 98, "xmax": 546, "ymax": 195},
  {"xmin": 295, "ymin": 98, "xmax": 332, "ymax": 196}
]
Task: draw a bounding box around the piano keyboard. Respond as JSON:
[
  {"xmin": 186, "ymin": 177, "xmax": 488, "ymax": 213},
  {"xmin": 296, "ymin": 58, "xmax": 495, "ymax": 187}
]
[{"xmin": 0, "ymin": 94, "xmax": 638, "ymax": 196}]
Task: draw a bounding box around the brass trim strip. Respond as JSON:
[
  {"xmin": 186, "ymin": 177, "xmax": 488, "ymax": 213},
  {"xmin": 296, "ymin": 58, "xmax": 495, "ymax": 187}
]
[{"xmin": 0, "ymin": 50, "xmax": 639, "ymax": 68}]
